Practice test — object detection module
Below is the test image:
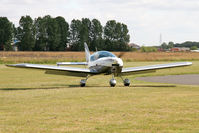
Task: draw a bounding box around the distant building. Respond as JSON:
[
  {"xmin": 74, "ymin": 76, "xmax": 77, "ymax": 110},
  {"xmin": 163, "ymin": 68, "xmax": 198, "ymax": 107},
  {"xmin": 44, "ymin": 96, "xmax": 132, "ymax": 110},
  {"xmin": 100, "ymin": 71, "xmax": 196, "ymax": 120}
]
[
  {"xmin": 191, "ymin": 49, "xmax": 199, "ymax": 52},
  {"xmin": 170, "ymin": 47, "xmax": 190, "ymax": 52},
  {"xmin": 128, "ymin": 43, "xmax": 140, "ymax": 49},
  {"xmin": 158, "ymin": 47, "xmax": 171, "ymax": 52}
]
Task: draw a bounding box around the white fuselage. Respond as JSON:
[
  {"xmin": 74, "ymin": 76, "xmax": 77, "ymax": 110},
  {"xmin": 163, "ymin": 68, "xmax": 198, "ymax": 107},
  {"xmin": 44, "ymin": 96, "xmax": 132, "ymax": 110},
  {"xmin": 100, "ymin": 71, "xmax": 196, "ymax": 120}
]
[
  {"xmin": 87, "ymin": 57, "xmax": 123, "ymax": 74},
  {"xmin": 88, "ymin": 57, "xmax": 123, "ymax": 68}
]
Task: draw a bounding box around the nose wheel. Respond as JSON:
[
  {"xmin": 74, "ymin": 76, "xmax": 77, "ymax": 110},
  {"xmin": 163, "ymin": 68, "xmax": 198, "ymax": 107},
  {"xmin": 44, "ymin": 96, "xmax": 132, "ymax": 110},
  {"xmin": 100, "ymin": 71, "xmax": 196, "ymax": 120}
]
[
  {"xmin": 109, "ymin": 78, "xmax": 117, "ymax": 87},
  {"xmin": 109, "ymin": 75, "xmax": 117, "ymax": 87}
]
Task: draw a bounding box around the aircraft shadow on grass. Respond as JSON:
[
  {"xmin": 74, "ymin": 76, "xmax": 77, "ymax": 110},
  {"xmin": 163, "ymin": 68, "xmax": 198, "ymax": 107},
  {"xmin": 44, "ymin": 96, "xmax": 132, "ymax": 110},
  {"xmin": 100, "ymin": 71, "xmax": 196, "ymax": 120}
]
[
  {"xmin": 0, "ymin": 87, "xmax": 63, "ymax": 91},
  {"xmin": 69, "ymin": 84, "xmax": 176, "ymax": 88},
  {"xmin": 0, "ymin": 84, "xmax": 176, "ymax": 91}
]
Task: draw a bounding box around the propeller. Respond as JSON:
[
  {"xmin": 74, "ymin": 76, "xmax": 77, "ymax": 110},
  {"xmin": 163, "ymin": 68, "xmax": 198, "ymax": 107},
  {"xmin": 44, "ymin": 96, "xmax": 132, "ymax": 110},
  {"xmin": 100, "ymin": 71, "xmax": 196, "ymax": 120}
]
[{"xmin": 118, "ymin": 52, "xmax": 126, "ymax": 58}]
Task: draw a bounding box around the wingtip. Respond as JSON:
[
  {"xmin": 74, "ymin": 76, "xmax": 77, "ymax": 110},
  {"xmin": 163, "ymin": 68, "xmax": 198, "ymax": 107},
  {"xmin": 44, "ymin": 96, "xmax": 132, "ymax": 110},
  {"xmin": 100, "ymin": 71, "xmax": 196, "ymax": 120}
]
[
  {"xmin": 5, "ymin": 63, "xmax": 28, "ymax": 67},
  {"xmin": 178, "ymin": 62, "xmax": 192, "ymax": 66},
  {"xmin": 5, "ymin": 64, "xmax": 16, "ymax": 67},
  {"xmin": 185, "ymin": 62, "xmax": 192, "ymax": 65}
]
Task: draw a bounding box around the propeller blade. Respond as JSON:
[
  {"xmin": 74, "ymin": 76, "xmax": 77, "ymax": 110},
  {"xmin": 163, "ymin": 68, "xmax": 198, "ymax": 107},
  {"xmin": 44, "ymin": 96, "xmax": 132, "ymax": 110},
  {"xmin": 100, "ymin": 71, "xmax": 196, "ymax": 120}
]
[{"xmin": 118, "ymin": 52, "xmax": 125, "ymax": 58}]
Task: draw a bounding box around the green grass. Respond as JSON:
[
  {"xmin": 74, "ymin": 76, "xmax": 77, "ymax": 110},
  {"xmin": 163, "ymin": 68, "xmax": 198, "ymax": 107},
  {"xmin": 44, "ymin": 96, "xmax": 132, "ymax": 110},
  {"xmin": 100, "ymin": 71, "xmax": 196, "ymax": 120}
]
[{"xmin": 0, "ymin": 61, "xmax": 199, "ymax": 133}]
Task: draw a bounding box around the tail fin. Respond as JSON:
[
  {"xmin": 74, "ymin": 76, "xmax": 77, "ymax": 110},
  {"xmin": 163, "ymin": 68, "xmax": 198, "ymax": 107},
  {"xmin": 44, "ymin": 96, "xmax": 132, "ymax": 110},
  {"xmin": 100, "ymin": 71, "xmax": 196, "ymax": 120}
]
[{"xmin": 84, "ymin": 43, "xmax": 90, "ymax": 63}]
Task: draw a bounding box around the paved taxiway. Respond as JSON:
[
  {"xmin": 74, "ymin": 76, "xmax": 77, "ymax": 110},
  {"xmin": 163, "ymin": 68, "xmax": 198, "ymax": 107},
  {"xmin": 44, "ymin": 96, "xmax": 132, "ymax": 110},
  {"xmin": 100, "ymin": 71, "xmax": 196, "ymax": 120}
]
[{"xmin": 136, "ymin": 74, "xmax": 199, "ymax": 85}]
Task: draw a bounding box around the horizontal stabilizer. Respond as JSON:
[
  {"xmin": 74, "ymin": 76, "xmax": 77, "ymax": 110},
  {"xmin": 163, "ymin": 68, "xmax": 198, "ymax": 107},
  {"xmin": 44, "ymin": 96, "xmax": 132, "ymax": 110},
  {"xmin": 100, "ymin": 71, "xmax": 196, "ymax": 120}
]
[{"xmin": 56, "ymin": 62, "xmax": 88, "ymax": 66}]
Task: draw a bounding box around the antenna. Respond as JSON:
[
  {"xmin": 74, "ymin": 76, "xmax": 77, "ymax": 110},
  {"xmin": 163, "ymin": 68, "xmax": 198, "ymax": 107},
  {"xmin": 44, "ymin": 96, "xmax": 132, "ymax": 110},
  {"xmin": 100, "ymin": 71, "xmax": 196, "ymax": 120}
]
[{"xmin": 159, "ymin": 33, "xmax": 162, "ymax": 45}]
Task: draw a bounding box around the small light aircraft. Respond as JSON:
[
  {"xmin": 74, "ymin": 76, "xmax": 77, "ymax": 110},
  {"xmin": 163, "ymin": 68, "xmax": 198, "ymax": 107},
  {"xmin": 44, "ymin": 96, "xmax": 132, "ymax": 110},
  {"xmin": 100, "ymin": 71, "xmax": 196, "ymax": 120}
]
[{"xmin": 7, "ymin": 43, "xmax": 192, "ymax": 87}]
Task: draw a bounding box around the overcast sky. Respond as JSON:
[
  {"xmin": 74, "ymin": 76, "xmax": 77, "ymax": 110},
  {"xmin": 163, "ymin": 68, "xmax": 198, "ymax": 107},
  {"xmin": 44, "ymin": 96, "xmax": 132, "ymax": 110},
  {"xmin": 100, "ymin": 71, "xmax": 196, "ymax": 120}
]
[{"xmin": 1, "ymin": 0, "xmax": 199, "ymax": 46}]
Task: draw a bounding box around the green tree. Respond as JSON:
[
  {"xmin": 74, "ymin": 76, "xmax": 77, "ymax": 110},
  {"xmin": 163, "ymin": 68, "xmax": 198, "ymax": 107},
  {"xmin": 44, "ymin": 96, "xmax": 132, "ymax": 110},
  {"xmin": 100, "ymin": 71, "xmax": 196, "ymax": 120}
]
[
  {"xmin": 45, "ymin": 15, "xmax": 60, "ymax": 51},
  {"xmin": 0, "ymin": 17, "xmax": 13, "ymax": 51},
  {"xmin": 104, "ymin": 20, "xmax": 117, "ymax": 50},
  {"xmin": 69, "ymin": 19, "xmax": 82, "ymax": 51},
  {"xmin": 34, "ymin": 15, "xmax": 60, "ymax": 51},
  {"xmin": 104, "ymin": 20, "xmax": 130, "ymax": 51},
  {"xmin": 90, "ymin": 19, "xmax": 103, "ymax": 51},
  {"xmin": 174, "ymin": 41, "xmax": 199, "ymax": 48},
  {"xmin": 34, "ymin": 16, "xmax": 62, "ymax": 51},
  {"xmin": 161, "ymin": 42, "xmax": 168, "ymax": 50},
  {"xmin": 55, "ymin": 16, "xmax": 69, "ymax": 51},
  {"xmin": 168, "ymin": 41, "xmax": 174, "ymax": 49},
  {"xmin": 17, "ymin": 16, "xmax": 35, "ymax": 51},
  {"xmin": 79, "ymin": 18, "xmax": 92, "ymax": 50},
  {"xmin": 116, "ymin": 23, "xmax": 130, "ymax": 51},
  {"xmin": 34, "ymin": 17, "xmax": 47, "ymax": 51}
]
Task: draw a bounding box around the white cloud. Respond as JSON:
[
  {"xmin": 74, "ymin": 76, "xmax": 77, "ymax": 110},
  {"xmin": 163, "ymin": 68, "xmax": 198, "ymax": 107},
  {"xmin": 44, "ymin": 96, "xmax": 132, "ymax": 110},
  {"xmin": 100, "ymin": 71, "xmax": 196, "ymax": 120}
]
[{"xmin": 1, "ymin": 0, "xmax": 199, "ymax": 45}]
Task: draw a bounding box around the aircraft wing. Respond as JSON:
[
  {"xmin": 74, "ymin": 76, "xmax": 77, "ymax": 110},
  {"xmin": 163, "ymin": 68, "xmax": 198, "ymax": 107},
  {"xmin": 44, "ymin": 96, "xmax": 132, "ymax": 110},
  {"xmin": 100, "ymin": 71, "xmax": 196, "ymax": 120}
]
[
  {"xmin": 121, "ymin": 62, "xmax": 192, "ymax": 76},
  {"xmin": 56, "ymin": 62, "xmax": 88, "ymax": 66},
  {"xmin": 7, "ymin": 63, "xmax": 97, "ymax": 77}
]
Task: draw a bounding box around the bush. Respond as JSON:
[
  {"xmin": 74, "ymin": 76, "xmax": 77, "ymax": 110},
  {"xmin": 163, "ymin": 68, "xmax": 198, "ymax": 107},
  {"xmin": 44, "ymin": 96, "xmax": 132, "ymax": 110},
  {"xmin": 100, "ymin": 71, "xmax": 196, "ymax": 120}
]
[
  {"xmin": 191, "ymin": 46, "xmax": 198, "ymax": 50},
  {"xmin": 140, "ymin": 46, "xmax": 157, "ymax": 52}
]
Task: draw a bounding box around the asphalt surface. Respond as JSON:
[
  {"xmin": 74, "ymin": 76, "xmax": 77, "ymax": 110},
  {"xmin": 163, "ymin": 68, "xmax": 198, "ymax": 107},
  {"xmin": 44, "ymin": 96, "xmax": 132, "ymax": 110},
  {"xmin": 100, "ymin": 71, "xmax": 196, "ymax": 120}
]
[{"xmin": 136, "ymin": 74, "xmax": 199, "ymax": 85}]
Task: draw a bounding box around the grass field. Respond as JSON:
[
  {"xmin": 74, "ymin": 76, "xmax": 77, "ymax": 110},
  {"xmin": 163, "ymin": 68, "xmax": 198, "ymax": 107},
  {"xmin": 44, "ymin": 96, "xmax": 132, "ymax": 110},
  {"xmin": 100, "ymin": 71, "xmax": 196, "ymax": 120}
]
[{"xmin": 0, "ymin": 60, "xmax": 199, "ymax": 133}]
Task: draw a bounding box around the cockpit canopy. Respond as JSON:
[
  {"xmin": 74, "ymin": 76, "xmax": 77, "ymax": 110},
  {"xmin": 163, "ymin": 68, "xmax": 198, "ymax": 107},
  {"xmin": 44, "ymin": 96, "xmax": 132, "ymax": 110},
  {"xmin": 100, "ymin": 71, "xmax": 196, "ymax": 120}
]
[{"xmin": 90, "ymin": 51, "xmax": 116, "ymax": 61}]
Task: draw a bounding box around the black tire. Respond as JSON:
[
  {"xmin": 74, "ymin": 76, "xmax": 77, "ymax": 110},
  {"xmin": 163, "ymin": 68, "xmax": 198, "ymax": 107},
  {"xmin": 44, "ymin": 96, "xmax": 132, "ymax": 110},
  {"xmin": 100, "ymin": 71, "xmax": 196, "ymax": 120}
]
[
  {"xmin": 124, "ymin": 79, "xmax": 130, "ymax": 86},
  {"xmin": 80, "ymin": 83, "xmax": 86, "ymax": 87},
  {"xmin": 109, "ymin": 79, "xmax": 116, "ymax": 87},
  {"xmin": 124, "ymin": 83, "xmax": 130, "ymax": 86},
  {"xmin": 110, "ymin": 84, "xmax": 116, "ymax": 87}
]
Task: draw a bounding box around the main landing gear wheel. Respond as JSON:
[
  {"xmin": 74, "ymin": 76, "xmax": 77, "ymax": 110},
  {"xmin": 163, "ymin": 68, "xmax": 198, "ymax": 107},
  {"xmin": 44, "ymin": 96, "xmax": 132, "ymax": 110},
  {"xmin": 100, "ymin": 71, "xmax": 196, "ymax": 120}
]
[
  {"xmin": 109, "ymin": 79, "xmax": 116, "ymax": 87},
  {"xmin": 80, "ymin": 75, "xmax": 90, "ymax": 87},
  {"xmin": 123, "ymin": 79, "xmax": 130, "ymax": 86},
  {"xmin": 120, "ymin": 76, "xmax": 130, "ymax": 86}
]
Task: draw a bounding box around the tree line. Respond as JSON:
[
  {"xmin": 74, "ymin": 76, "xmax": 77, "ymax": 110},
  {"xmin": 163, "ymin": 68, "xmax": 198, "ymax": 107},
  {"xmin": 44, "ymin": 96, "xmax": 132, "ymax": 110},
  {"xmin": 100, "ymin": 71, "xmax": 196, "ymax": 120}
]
[
  {"xmin": 161, "ymin": 41, "xmax": 199, "ymax": 50},
  {"xmin": 0, "ymin": 16, "xmax": 131, "ymax": 51},
  {"xmin": 174, "ymin": 41, "xmax": 199, "ymax": 50},
  {"xmin": 140, "ymin": 41, "xmax": 199, "ymax": 53}
]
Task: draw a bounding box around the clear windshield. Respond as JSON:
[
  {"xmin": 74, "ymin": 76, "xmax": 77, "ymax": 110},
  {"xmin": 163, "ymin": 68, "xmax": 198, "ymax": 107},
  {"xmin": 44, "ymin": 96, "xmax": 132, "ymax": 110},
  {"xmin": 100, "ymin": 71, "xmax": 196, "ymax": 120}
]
[{"xmin": 90, "ymin": 51, "xmax": 116, "ymax": 61}]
